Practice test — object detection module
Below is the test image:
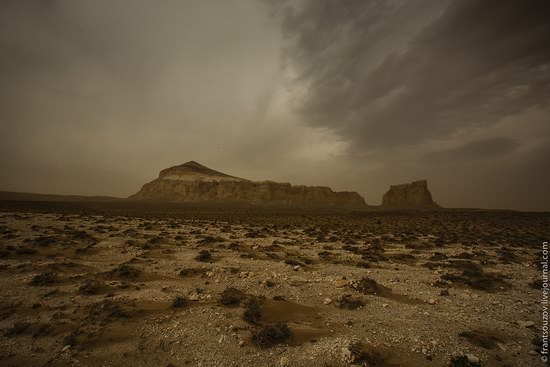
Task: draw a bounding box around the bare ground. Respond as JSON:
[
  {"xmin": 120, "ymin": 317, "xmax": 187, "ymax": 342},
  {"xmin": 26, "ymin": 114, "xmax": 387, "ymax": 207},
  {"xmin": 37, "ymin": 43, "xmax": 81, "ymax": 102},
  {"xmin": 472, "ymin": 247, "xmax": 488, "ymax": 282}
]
[{"xmin": 0, "ymin": 202, "xmax": 547, "ymax": 367}]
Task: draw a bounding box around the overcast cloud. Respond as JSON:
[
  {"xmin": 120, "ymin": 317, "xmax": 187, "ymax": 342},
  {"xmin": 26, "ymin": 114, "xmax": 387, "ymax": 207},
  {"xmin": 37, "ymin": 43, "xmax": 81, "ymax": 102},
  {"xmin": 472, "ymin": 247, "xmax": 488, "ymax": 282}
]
[{"xmin": 1, "ymin": 0, "xmax": 549, "ymax": 210}]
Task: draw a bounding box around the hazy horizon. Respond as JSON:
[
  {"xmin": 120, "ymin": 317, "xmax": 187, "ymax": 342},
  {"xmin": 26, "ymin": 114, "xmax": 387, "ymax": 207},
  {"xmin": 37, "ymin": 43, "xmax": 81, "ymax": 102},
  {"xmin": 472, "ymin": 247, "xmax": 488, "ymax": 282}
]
[{"xmin": 1, "ymin": 0, "xmax": 549, "ymax": 211}]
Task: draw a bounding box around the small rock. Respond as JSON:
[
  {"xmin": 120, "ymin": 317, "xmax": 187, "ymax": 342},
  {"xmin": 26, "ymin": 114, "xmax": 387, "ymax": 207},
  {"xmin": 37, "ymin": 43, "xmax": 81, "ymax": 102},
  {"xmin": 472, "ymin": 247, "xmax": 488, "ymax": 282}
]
[
  {"xmin": 382, "ymin": 303, "xmax": 389, "ymax": 308},
  {"xmin": 334, "ymin": 279, "xmax": 348, "ymax": 288},
  {"xmin": 280, "ymin": 356, "xmax": 290, "ymax": 367},
  {"xmin": 188, "ymin": 293, "xmax": 200, "ymax": 301},
  {"xmin": 341, "ymin": 347, "xmax": 352, "ymax": 362},
  {"xmin": 427, "ymin": 299, "xmax": 436, "ymax": 305},
  {"xmin": 465, "ymin": 354, "xmax": 480, "ymax": 363},
  {"xmin": 61, "ymin": 345, "xmax": 71, "ymax": 353},
  {"xmin": 323, "ymin": 298, "xmax": 332, "ymax": 305},
  {"xmin": 293, "ymin": 265, "xmax": 301, "ymax": 271},
  {"xmin": 496, "ymin": 342, "xmax": 507, "ymax": 351},
  {"xmin": 517, "ymin": 320, "xmax": 535, "ymax": 328}
]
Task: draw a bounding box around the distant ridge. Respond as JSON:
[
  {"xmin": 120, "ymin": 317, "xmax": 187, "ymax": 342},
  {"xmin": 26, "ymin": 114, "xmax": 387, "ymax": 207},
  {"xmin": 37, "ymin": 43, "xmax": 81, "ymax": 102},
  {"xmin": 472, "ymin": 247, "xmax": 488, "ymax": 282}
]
[
  {"xmin": 0, "ymin": 163, "xmax": 453, "ymax": 211},
  {"xmin": 130, "ymin": 161, "xmax": 366, "ymax": 207},
  {"xmin": 0, "ymin": 191, "xmax": 122, "ymax": 203}
]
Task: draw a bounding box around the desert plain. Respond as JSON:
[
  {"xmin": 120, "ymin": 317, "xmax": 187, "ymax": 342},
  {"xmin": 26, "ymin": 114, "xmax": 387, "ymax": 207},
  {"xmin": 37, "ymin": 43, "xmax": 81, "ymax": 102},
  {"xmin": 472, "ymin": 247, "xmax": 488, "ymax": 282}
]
[{"xmin": 0, "ymin": 201, "xmax": 547, "ymax": 367}]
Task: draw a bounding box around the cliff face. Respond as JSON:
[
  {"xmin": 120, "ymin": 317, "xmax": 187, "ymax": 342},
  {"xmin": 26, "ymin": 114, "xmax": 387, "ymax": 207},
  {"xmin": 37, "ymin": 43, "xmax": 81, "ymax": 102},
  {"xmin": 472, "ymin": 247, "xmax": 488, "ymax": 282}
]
[
  {"xmin": 130, "ymin": 161, "xmax": 366, "ymax": 207},
  {"xmin": 381, "ymin": 180, "xmax": 439, "ymax": 208}
]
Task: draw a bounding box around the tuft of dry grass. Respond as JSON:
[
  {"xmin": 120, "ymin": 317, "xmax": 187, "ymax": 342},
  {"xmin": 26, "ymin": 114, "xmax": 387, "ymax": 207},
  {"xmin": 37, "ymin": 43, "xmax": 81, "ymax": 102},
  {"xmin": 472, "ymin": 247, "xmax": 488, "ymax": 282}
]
[{"xmin": 251, "ymin": 322, "xmax": 292, "ymax": 347}]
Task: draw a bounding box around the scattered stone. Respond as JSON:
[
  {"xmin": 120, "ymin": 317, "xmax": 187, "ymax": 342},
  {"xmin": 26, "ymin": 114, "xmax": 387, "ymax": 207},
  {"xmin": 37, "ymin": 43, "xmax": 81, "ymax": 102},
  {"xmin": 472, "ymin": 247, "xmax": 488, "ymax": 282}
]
[
  {"xmin": 496, "ymin": 342, "xmax": 507, "ymax": 351},
  {"xmin": 279, "ymin": 356, "xmax": 290, "ymax": 367},
  {"xmin": 323, "ymin": 298, "xmax": 332, "ymax": 305},
  {"xmin": 188, "ymin": 293, "xmax": 200, "ymax": 301},
  {"xmin": 334, "ymin": 279, "xmax": 348, "ymax": 288},
  {"xmin": 341, "ymin": 347, "xmax": 352, "ymax": 363},
  {"xmin": 427, "ymin": 299, "xmax": 436, "ymax": 305},
  {"xmin": 516, "ymin": 320, "xmax": 535, "ymax": 328},
  {"xmin": 465, "ymin": 354, "xmax": 480, "ymax": 363}
]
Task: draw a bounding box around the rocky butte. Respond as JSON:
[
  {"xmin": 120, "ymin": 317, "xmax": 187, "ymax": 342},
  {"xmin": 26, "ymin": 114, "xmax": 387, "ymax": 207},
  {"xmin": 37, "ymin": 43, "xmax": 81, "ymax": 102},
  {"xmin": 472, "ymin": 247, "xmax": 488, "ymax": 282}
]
[
  {"xmin": 381, "ymin": 180, "xmax": 440, "ymax": 209},
  {"xmin": 130, "ymin": 161, "xmax": 366, "ymax": 207}
]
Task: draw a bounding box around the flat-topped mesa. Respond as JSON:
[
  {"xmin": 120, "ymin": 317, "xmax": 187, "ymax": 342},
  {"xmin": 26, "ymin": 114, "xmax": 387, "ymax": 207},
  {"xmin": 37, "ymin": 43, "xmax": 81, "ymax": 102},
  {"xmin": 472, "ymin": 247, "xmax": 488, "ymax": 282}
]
[
  {"xmin": 381, "ymin": 180, "xmax": 440, "ymax": 209},
  {"xmin": 130, "ymin": 161, "xmax": 366, "ymax": 207}
]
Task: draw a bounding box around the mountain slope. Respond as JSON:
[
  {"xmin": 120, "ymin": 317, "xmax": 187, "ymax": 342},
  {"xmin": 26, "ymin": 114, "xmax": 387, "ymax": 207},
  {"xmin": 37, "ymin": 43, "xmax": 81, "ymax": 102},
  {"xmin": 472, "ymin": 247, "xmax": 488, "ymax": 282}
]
[{"xmin": 130, "ymin": 161, "xmax": 366, "ymax": 207}]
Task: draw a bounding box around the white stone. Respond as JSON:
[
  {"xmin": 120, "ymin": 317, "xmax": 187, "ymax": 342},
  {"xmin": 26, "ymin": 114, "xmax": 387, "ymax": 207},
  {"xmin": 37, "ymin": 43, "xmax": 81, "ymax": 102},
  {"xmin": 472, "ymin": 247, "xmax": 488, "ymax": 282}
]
[
  {"xmin": 280, "ymin": 356, "xmax": 290, "ymax": 367},
  {"xmin": 517, "ymin": 320, "xmax": 535, "ymax": 328}
]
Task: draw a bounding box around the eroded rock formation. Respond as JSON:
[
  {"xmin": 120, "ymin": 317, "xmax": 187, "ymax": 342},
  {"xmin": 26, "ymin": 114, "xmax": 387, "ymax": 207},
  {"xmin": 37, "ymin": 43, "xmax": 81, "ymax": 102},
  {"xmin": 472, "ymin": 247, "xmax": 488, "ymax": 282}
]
[
  {"xmin": 130, "ymin": 161, "xmax": 366, "ymax": 207},
  {"xmin": 381, "ymin": 180, "xmax": 439, "ymax": 209}
]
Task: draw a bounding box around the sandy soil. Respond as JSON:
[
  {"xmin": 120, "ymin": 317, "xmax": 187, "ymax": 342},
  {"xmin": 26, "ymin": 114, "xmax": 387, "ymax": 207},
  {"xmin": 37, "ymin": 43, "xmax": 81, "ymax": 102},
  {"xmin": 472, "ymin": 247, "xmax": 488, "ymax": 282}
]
[{"xmin": 0, "ymin": 203, "xmax": 547, "ymax": 367}]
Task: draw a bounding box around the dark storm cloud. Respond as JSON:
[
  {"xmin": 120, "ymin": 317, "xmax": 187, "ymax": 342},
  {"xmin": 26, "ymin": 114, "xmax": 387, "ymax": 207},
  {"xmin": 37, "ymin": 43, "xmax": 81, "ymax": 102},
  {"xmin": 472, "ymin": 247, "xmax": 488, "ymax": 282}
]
[
  {"xmin": 1, "ymin": 0, "xmax": 549, "ymax": 211},
  {"xmin": 269, "ymin": 0, "xmax": 550, "ymax": 151},
  {"xmin": 424, "ymin": 137, "xmax": 520, "ymax": 164}
]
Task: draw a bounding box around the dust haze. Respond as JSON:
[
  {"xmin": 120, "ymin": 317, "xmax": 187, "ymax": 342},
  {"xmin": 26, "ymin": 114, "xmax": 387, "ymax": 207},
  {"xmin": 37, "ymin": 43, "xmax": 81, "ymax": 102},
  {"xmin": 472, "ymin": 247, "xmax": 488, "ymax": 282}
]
[
  {"xmin": 1, "ymin": 0, "xmax": 549, "ymax": 210},
  {"xmin": 0, "ymin": 2, "xmax": 549, "ymax": 366}
]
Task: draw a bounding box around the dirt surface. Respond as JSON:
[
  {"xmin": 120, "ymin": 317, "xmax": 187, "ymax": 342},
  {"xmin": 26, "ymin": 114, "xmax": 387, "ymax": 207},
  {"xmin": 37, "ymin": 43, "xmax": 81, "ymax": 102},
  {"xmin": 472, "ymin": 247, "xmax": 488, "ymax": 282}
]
[{"xmin": 0, "ymin": 201, "xmax": 547, "ymax": 366}]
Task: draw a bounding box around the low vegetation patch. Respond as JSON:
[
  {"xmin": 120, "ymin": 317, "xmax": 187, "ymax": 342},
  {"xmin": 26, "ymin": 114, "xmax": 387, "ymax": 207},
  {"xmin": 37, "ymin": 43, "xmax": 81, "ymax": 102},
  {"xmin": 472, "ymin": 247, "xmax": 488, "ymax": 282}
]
[
  {"xmin": 441, "ymin": 268, "xmax": 510, "ymax": 291},
  {"xmin": 219, "ymin": 287, "xmax": 247, "ymax": 307},
  {"xmin": 355, "ymin": 276, "xmax": 389, "ymax": 295},
  {"xmin": 336, "ymin": 295, "xmax": 365, "ymax": 310},
  {"xmin": 109, "ymin": 264, "xmax": 140, "ymax": 279},
  {"xmin": 251, "ymin": 322, "xmax": 292, "ymax": 347},
  {"xmin": 4, "ymin": 322, "xmax": 30, "ymax": 337},
  {"xmin": 242, "ymin": 299, "xmax": 262, "ymax": 324},
  {"xmin": 448, "ymin": 356, "xmax": 481, "ymax": 367},
  {"xmin": 195, "ymin": 249, "xmax": 212, "ymax": 262},
  {"xmin": 30, "ymin": 272, "xmax": 58, "ymax": 286},
  {"xmin": 78, "ymin": 281, "xmax": 101, "ymax": 295},
  {"xmin": 171, "ymin": 296, "xmax": 188, "ymax": 308},
  {"xmin": 348, "ymin": 342, "xmax": 385, "ymax": 366}
]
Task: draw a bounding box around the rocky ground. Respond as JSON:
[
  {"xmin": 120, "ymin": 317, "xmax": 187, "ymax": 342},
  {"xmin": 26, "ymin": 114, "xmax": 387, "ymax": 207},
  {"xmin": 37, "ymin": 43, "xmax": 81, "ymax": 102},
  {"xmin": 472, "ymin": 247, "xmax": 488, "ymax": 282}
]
[{"xmin": 0, "ymin": 202, "xmax": 547, "ymax": 367}]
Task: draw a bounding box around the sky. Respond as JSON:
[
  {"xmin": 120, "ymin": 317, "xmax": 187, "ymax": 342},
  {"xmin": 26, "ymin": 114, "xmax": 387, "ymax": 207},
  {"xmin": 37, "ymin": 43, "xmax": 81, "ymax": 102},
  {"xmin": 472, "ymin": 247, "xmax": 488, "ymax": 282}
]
[{"xmin": 0, "ymin": 0, "xmax": 549, "ymax": 211}]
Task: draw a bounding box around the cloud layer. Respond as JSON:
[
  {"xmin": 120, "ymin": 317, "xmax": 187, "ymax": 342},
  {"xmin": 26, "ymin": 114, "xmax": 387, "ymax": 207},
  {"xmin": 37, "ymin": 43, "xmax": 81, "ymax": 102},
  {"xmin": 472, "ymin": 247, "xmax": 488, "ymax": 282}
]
[
  {"xmin": 1, "ymin": 0, "xmax": 549, "ymax": 210},
  {"xmin": 269, "ymin": 0, "xmax": 550, "ymax": 151}
]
